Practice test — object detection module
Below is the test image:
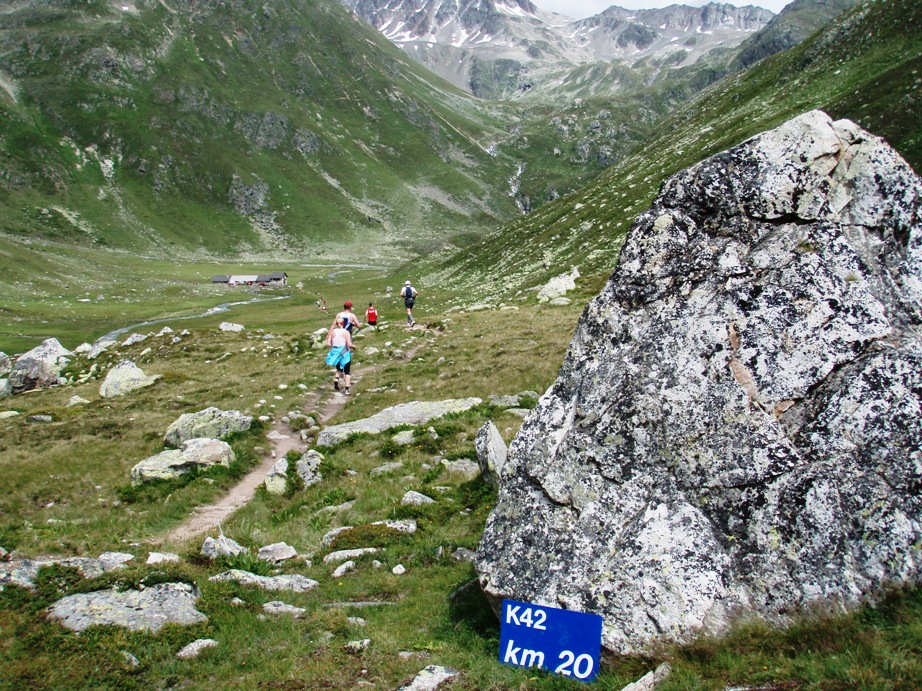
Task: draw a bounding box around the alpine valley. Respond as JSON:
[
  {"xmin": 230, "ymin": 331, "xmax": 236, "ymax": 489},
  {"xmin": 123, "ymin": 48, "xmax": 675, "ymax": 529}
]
[{"xmin": 1, "ymin": 0, "xmax": 922, "ymax": 688}]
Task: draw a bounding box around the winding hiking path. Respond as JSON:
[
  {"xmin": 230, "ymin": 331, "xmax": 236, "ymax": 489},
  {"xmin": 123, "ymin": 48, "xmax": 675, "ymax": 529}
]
[{"xmin": 156, "ymin": 326, "xmax": 430, "ymax": 545}]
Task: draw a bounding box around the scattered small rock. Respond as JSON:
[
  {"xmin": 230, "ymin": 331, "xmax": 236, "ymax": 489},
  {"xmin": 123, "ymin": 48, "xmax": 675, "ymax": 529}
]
[
  {"xmin": 176, "ymin": 638, "xmax": 219, "ymax": 660},
  {"xmin": 323, "ymin": 548, "xmax": 378, "ymax": 564},
  {"xmin": 258, "ymin": 542, "xmax": 298, "ymax": 563},
  {"xmin": 342, "ymin": 638, "xmax": 371, "ymax": 654},
  {"xmin": 401, "ymin": 491, "xmax": 434, "ymax": 506},
  {"xmin": 398, "ymin": 665, "xmax": 460, "ymax": 691},
  {"xmin": 200, "ymin": 535, "xmax": 246, "ymax": 559},
  {"xmin": 209, "ymin": 570, "xmax": 318, "ymax": 592},
  {"xmin": 332, "ymin": 560, "xmax": 356, "ymax": 578},
  {"xmin": 262, "ymin": 601, "xmax": 306, "ymax": 616}
]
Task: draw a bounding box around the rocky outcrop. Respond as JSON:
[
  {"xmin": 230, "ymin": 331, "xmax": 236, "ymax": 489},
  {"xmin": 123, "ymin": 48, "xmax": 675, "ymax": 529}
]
[
  {"xmin": 47, "ymin": 582, "xmax": 207, "ymax": 633},
  {"xmin": 8, "ymin": 338, "xmax": 72, "ymax": 394},
  {"xmin": 1, "ymin": 553, "xmax": 132, "ymax": 589},
  {"xmin": 130, "ymin": 438, "xmax": 235, "ymax": 485},
  {"xmin": 99, "ymin": 360, "xmax": 160, "ymax": 398},
  {"xmin": 317, "ymin": 398, "xmax": 481, "ymax": 446},
  {"xmin": 164, "ymin": 407, "xmax": 253, "ymax": 448},
  {"xmin": 475, "ymin": 111, "xmax": 922, "ymax": 655}
]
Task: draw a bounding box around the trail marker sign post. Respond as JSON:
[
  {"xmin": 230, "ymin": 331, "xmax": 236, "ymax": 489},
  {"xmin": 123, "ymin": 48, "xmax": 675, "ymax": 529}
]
[{"xmin": 498, "ymin": 599, "xmax": 603, "ymax": 682}]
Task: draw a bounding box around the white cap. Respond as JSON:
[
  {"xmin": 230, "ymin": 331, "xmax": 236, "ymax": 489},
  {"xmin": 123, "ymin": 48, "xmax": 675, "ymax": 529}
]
[{"xmin": 405, "ymin": 280, "xmax": 411, "ymax": 285}]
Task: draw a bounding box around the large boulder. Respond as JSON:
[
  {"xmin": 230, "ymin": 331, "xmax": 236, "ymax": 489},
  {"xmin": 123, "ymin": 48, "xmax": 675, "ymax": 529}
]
[
  {"xmin": 8, "ymin": 338, "xmax": 72, "ymax": 393},
  {"xmin": 0, "ymin": 352, "xmax": 10, "ymax": 376},
  {"xmin": 317, "ymin": 398, "xmax": 481, "ymax": 446},
  {"xmin": 131, "ymin": 438, "xmax": 234, "ymax": 485},
  {"xmin": 474, "ymin": 111, "xmax": 922, "ymax": 655},
  {"xmin": 164, "ymin": 407, "xmax": 253, "ymax": 447},
  {"xmin": 99, "ymin": 360, "xmax": 160, "ymax": 398}
]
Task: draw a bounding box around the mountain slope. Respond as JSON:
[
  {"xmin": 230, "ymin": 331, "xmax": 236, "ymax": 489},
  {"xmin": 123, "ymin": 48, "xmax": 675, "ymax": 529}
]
[
  {"xmin": 424, "ymin": 0, "xmax": 922, "ymax": 298},
  {"xmin": 0, "ymin": 0, "xmax": 523, "ymax": 263}
]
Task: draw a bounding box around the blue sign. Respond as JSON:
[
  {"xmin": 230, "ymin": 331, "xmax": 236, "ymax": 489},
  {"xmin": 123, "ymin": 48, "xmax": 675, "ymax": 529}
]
[{"xmin": 498, "ymin": 599, "xmax": 603, "ymax": 682}]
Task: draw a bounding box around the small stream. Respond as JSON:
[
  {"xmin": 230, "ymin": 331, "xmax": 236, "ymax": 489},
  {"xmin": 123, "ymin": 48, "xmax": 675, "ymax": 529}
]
[{"xmin": 101, "ymin": 294, "xmax": 291, "ymax": 341}]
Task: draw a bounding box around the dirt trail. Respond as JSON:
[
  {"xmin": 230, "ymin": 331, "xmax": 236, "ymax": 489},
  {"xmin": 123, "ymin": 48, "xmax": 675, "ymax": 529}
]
[{"xmin": 156, "ymin": 327, "xmax": 430, "ymax": 546}]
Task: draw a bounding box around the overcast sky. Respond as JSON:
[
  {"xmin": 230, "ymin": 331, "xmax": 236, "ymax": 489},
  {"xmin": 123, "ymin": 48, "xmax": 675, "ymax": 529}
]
[{"xmin": 533, "ymin": 0, "xmax": 791, "ymax": 20}]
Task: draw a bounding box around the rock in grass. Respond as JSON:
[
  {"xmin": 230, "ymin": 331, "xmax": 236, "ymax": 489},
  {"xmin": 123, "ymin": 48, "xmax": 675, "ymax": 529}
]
[
  {"xmin": 332, "ymin": 560, "xmax": 356, "ymax": 578},
  {"xmin": 401, "ymin": 491, "xmax": 434, "ymax": 506},
  {"xmin": 342, "ymin": 638, "xmax": 370, "ymax": 654},
  {"xmin": 176, "ymin": 638, "xmax": 219, "ymax": 659},
  {"xmin": 99, "ymin": 360, "xmax": 160, "ymax": 398},
  {"xmin": 47, "ymin": 582, "xmax": 207, "ymax": 633},
  {"xmin": 370, "ymin": 461, "xmax": 403, "ymax": 476},
  {"xmin": 475, "ymin": 111, "xmax": 922, "ymax": 655},
  {"xmin": 163, "ymin": 407, "xmax": 253, "ymax": 448},
  {"xmin": 620, "ymin": 662, "xmax": 672, "ymax": 691},
  {"xmin": 391, "ymin": 430, "xmax": 416, "ymax": 445},
  {"xmin": 8, "ymin": 338, "xmax": 72, "ymax": 394},
  {"xmin": 296, "ymin": 450, "xmax": 324, "ymax": 487},
  {"xmin": 317, "ymin": 398, "xmax": 481, "ymax": 446},
  {"xmin": 264, "ymin": 458, "xmax": 289, "ymax": 495},
  {"xmin": 1, "ymin": 554, "xmax": 131, "ymax": 589},
  {"xmin": 200, "ymin": 535, "xmax": 246, "ymax": 559},
  {"xmin": 537, "ymin": 266, "xmax": 579, "ymax": 303},
  {"xmin": 474, "ymin": 421, "xmax": 507, "ymax": 487},
  {"xmin": 262, "ymin": 601, "xmax": 306, "ymax": 616},
  {"xmin": 209, "ymin": 569, "xmax": 318, "ymax": 592},
  {"xmin": 323, "ymin": 548, "xmax": 378, "ymax": 564},
  {"xmin": 0, "ymin": 352, "xmax": 10, "ymax": 376},
  {"xmin": 131, "ymin": 438, "xmax": 234, "ymax": 485},
  {"xmin": 439, "ymin": 458, "xmax": 479, "ymax": 480},
  {"xmin": 397, "ymin": 665, "xmax": 460, "ymax": 691},
  {"xmin": 147, "ymin": 552, "xmax": 180, "ymax": 565},
  {"xmin": 258, "ymin": 542, "xmax": 298, "ymax": 563},
  {"xmin": 0, "ymin": 379, "xmax": 11, "ymax": 400}
]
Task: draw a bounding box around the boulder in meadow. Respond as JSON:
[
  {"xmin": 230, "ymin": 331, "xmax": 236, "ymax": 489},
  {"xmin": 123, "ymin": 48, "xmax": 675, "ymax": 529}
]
[{"xmin": 476, "ymin": 111, "xmax": 922, "ymax": 654}]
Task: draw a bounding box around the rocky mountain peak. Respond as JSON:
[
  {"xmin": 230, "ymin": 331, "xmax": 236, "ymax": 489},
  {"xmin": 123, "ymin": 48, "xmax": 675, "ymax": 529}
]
[
  {"xmin": 339, "ymin": 0, "xmax": 775, "ymax": 96},
  {"xmin": 474, "ymin": 110, "xmax": 922, "ymax": 654}
]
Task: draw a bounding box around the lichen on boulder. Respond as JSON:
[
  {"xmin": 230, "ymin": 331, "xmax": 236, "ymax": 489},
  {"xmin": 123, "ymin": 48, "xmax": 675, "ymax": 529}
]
[{"xmin": 474, "ymin": 110, "xmax": 922, "ymax": 655}]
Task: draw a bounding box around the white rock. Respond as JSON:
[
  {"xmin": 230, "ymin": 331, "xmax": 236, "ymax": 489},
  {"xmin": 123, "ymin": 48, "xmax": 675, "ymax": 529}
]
[
  {"xmin": 401, "ymin": 491, "xmax": 434, "ymax": 506},
  {"xmin": 323, "ymin": 548, "xmax": 378, "ymax": 564},
  {"xmin": 176, "ymin": 638, "xmax": 219, "ymax": 659},
  {"xmin": 258, "ymin": 542, "xmax": 298, "ymax": 562},
  {"xmin": 262, "ymin": 601, "xmax": 306, "ymax": 616},
  {"xmin": 332, "ymin": 560, "xmax": 356, "ymax": 578},
  {"xmin": 397, "ymin": 665, "xmax": 460, "ymax": 690}
]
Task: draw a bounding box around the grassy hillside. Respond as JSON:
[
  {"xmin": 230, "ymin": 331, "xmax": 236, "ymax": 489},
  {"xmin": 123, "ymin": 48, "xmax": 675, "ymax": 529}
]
[
  {"xmin": 0, "ymin": 0, "xmax": 523, "ymax": 263},
  {"xmin": 424, "ymin": 0, "xmax": 922, "ymax": 299}
]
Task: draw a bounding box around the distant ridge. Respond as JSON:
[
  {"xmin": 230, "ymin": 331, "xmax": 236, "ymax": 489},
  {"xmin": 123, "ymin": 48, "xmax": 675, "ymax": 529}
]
[{"xmin": 339, "ymin": 0, "xmax": 775, "ymax": 96}]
